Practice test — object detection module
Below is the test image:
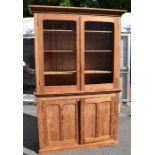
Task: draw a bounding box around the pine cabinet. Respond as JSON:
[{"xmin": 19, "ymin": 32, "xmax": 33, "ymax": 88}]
[{"xmin": 29, "ymin": 5, "xmax": 125, "ymax": 153}]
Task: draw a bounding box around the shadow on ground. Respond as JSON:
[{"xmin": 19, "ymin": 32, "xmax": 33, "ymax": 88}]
[{"xmin": 23, "ymin": 113, "xmax": 39, "ymax": 152}]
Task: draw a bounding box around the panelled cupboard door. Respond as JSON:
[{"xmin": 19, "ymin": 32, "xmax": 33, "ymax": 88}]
[
  {"xmin": 37, "ymin": 98, "xmax": 79, "ymax": 148},
  {"xmin": 35, "ymin": 14, "xmax": 80, "ymax": 94},
  {"xmin": 80, "ymin": 96, "xmax": 117, "ymax": 144},
  {"xmin": 80, "ymin": 16, "xmax": 120, "ymax": 92}
]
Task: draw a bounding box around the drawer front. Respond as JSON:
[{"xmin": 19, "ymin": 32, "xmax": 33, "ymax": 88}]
[
  {"xmin": 80, "ymin": 95, "xmax": 118, "ymax": 144},
  {"xmin": 37, "ymin": 98, "xmax": 79, "ymax": 148}
]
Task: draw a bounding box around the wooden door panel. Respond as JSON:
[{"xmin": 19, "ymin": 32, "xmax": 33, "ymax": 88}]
[
  {"xmin": 46, "ymin": 105, "xmax": 60, "ymax": 141},
  {"xmin": 38, "ymin": 98, "xmax": 79, "ymax": 148},
  {"xmin": 63, "ymin": 104, "xmax": 76, "ymax": 140},
  {"xmin": 81, "ymin": 96, "xmax": 116, "ymax": 144},
  {"xmin": 84, "ymin": 103, "xmax": 96, "ymax": 138},
  {"xmin": 98, "ymin": 102, "xmax": 111, "ymax": 136}
]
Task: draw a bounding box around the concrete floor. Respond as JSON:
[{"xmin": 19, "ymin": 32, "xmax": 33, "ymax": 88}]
[{"xmin": 23, "ymin": 103, "xmax": 131, "ymax": 155}]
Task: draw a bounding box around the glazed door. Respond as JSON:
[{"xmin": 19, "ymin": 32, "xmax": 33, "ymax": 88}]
[
  {"xmin": 80, "ymin": 96, "xmax": 117, "ymax": 144},
  {"xmin": 80, "ymin": 16, "xmax": 120, "ymax": 92},
  {"xmin": 35, "ymin": 14, "xmax": 80, "ymax": 94},
  {"xmin": 37, "ymin": 98, "xmax": 79, "ymax": 148}
]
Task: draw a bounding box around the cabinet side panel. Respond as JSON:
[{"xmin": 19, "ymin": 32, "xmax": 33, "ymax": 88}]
[
  {"xmin": 37, "ymin": 100, "xmax": 45, "ymax": 148},
  {"xmin": 34, "ymin": 13, "xmax": 41, "ymax": 92},
  {"xmin": 113, "ymin": 95, "xmax": 119, "ymax": 140},
  {"xmin": 113, "ymin": 17, "xmax": 121, "ymax": 88},
  {"xmin": 84, "ymin": 103, "xmax": 96, "ymax": 138},
  {"xmin": 63, "ymin": 104, "xmax": 76, "ymax": 140},
  {"xmin": 46, "ymin": 105, "xmax": 60, "ymax": 141}
]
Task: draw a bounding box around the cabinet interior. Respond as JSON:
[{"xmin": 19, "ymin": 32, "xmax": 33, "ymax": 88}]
[
  {"xmin": 85, "ymin": 21, "xmax": 114, "ymax": 84},
  {"xmin": 42, "ymin": 20, "xmax": 114, "ymax": 87},
  {"xmin": 43, "ymin": 20, "xmax": 77, "ymax": 86}
]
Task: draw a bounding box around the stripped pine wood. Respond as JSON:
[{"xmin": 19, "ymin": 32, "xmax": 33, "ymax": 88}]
[
  {"xmin": 44, "ymin": 50, "xmax": 74, "ymax": 52},
  {"xmin": 85, "ymin": 30, "xmax": 112, "ymax": 33},
  {"xmin": 43, "ymin": 29, "xmax": 74, "ymax": 32},
  {"xmin": 85, "ymin": 50, "xmax": 112, "ymax": 52},
  {"xmin": 81, "ymin": 96, "xmax": 115, "ymax": 144},
  {"xmin": 44, "ymin": 70, "xmax": 112, "ymax": 75},
  {"xmin": 29, "ymin": 5, "xmax": 124, "ymax": 153},
  {"xmin": 38, "ymin": 98, "xmax": 79, "ymax": 148}
]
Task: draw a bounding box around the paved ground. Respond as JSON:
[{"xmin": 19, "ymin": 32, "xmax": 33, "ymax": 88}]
[{"xmin": 23, "ymin": 102, "xmax": 131, "ymax": 155}]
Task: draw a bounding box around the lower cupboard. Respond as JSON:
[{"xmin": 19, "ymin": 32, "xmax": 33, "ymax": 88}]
[{"xmin": 37, "ymin": 94, "xmax": 119, "ymax": 153}]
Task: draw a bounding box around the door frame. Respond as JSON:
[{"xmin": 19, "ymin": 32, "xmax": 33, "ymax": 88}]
[
  {"xmin": 80, "ymin": 95, "xmax": 117, "ymax": 144},
  {"xmin": 35, "ymin": 13, "xmax": 80, "ymax": 94},
  {"xmin": 80, "ymin": 15, "xmax": 120, "ymax": 92},
  {"xmin": 37, "ymin": 98, "xmax": 79, "ymax": 148}
]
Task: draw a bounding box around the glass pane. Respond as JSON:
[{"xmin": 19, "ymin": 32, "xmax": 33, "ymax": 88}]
[
  {"xmin": 43, "ymin": 20, "xmax": 76, "ymax": 86},
  {"xmin": 85, "ymin": 21, "xmax": 114, "ymax": 84}
]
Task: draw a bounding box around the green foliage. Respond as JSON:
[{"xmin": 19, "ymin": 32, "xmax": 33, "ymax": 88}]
[
  {"xmin": 96, "ymin": 0, "xmax": 131, "ymax": 11},
  {"xmin": 23, "ymin": 0, "xmax": 131, "ymax": 17},
  {"xmin": 59, "ymin": 0, "xmax": 72, "ymax": 6}
]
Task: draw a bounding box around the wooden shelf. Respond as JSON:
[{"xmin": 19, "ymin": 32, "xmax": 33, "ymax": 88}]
[
  {"xmin": 44, "ymin": 50, "xmax": 112, "ymax": 53},
  {"xmin": 85, "ymin": 50, "xmax": 112, "ymax": 52},
  {"xmin": 44, "ymin": 70, "xmax": 112, "ymax": 75},
  {"xmin": 43, "ymin": 29, "xmax": 74, "ymax": 32},
  {"xmin": 85, "ymin": 70, "xmax": 112, "ymax": 74},
  {"xmin": 44, "ymin": 71, "xmax": 76, "ymax": 75},
  {"xmin": 44, "ymin": 50, "xmax": 74, "ymax": 53},
  {"xmin": 85, "ymin": 30, "xmax": 112, "ymax": 33}
]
